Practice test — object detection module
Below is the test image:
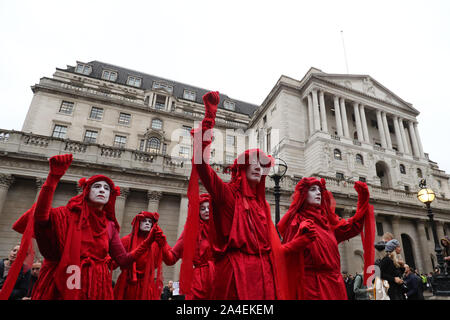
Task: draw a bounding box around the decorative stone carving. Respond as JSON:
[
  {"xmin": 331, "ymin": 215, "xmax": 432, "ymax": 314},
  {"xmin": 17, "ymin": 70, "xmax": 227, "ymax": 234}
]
[
  {"xmin": 0, "ymin": 174, "xmax": 14, "ymax": 188},
  {"xmin": 147, "ymin": 190, "xmax": 163, "ymax": 201},
  {"xmin": 362, "ymin": 77, "xmax": 376, "ymax": 96}
]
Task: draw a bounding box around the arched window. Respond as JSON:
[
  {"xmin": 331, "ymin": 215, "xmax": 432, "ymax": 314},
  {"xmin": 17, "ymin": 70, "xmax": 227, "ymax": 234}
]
[
  {"xmin": 400, "ymin": 164, "xmax": 406, "ymax": 174},
  {"xmin": 151, "ymin": 118, "xmax": 163, "ymax": 130},
  {"xmin": 334, "ymin": 149, "xmax": 342, "ymax": 160},
  {"xmin": 147, "ymin": 137, "xmax": 160, "ymax": 153},
  {"xmin": 356, "ymin": 154, "xmax": 364, "ymax": 165},
  {"xmin": 417, "ymin": 168, "xmax": 423, "ymax": 178}
]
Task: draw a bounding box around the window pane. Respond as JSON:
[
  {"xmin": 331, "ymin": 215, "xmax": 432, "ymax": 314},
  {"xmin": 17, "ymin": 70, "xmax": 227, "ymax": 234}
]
[
  {"xmin": 224, "ymin": 100, "xmax": 235, "ymax": 111},
  {"xmin": 114, "ymin": 135, "xmax": 126, "ymax": 148},
  {"xmin": 147, "ymin": 137, "xmax": 160, "ymax": 153},
  {"xmin": 90, "ymin": 107, "xmax": 103, "ymax": 120},
  {"xmin": 52, "ymin": 125, "xmax": 67, "ymax": 139},
  {"xmin": 152, "ymin": 119, "xmax": 162, "ymax": 130},
  {"xmin": 59, "ymin": 101, "xmax": 74, "ymax": 114},
  {"xmin": 84, "ymin": 130, "xmax": 98, "ymax": 143},
  {"xmin": 118, "ymin": 113, "xmax": 131, "ymax": 125}
]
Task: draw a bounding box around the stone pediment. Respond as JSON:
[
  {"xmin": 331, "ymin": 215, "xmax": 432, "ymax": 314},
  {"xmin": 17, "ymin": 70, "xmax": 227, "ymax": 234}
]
[{"xmin": 314, "ymin": 74, "xmax": 418, "ymax": 114}]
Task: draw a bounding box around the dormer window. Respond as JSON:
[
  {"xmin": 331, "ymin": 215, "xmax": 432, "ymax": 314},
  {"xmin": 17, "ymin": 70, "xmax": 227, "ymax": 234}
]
[
  {"xmin": 75, "ymin": 63, "xmax": 92, "ymax": 75},
  {"xmin": 127, "ymin": 76, "xmax": 142, "ymax": 88},
  {"xmin": 183, "ymin": 89, "xmax": 196, "ymax": 101},
  {"xmin": 153, "ymin": 81, "xmax": 173, "ymax": 93},
  {"xmin": 102, "ymin": 70, "xmax": 118, "ymax": 82},
  {"xmin": 224, "ymin": 100, "xmax": 235, "ymax": 111}
]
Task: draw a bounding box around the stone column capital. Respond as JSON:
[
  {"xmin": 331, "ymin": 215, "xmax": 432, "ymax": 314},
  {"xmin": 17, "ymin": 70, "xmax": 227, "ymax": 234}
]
[
  {"xmin": 0, "ymin": 174, "xmax": 14, "ymax": 189},
  {"xmin": 147, "ymin": 190, "xmax": 163, "ymax": 201},
  {"xmin": 118, "ymin": 187, "xmax": 130, "ymax": 198},
  {"xmin": 35, "ymin": 177, "xmax": 46, "ymax": 190}
]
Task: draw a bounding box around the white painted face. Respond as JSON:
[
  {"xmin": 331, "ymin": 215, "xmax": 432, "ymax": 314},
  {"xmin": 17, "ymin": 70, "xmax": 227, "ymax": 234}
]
[
  {"xmin": 307, "ymin": 185, "xmax": 321, "ymax": 206},
  {"xmin": 199, "ymin": 201, "xmax": 210, "ymax": 221},
  {"xmin": 88, "ymin": 181, "xmax": 111, "ymax": 206},
  {"xmin": 139, "ymin": 217, "xmax": 153, "ymax": 232},
  {"xmin": 246, "ymin": 162, "xmax": 262, "ymax": 185}
]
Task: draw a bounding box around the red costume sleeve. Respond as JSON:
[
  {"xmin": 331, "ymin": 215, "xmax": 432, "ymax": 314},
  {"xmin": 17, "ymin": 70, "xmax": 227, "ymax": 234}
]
[{"xmin": 161, "ymin": 231, "xmax": 184, "ymax": 266}]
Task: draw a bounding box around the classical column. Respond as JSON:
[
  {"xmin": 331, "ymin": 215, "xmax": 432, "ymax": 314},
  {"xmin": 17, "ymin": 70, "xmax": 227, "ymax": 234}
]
[
  {"xmin": 115, "ymin": 187, "xmax": 129, "ymax": 229},
  {"xmin": 382, "ymin": 112, "xmax": 392, "ymax": 149},
  {"xmin": 307, "ymin": 94, "xmax": 314, "ymax": 135},
  {"xmin": 359, "ymin": 104, "xmax": 370, "ymax": 143},
  {"xmin": 333, "ymin": 96, "xmax": 343, "ymax": 136},
  {"xmin": 0, "ymin": 174, "xmax": 14, "ymax": 217},
  {"xmin": 147, "ymin": 190, "xmax": 163, "ymax": 212},
  {"xmin": 312, "ymin": 90, "xmax": 321, "ymax": 131},
  {"xmin": 399, "ymin": 119, "xmax": 411, "ymax": 154},
  {"xmin": 340, "ymin": 98, "xmax": 350, "ymax": 138},
  {"xmin": 35, "ymin": 178, "xmax": 46, "ymax": 201},
  {"xmin": 436, "ymin": 221, "xmax": 446, "ymax": 244},
  {"xmin": 376, "ymin": 110, "xmax": 387, "ymax": 148},
  {"xmin": 391, "ymin": 216, "xmax": 401, "ymax": 240},
  {"xmin": 408, "ymin": 121, "xmax": 420, "ymax": 157},
  {"xmin": 416, "ymin": 219, "xmax": 433, "ymax": 273},
  {"xmin": 413, "ymin": 122, "xmax": 425, "ymax": 158},
  {"xmin": 319, "ymin": 90, "xmax": 328, "ymax": 133},
  {"xmin": 393, "ymin": 116, "xmax": 405, "ymax": 153},
  {"xmin": 341, "ymin": 208, "xmax": 354, "ymax": 273},
  {"xmin": 353, "ymin": 102, "xmax": 363, "ymax": 142}
]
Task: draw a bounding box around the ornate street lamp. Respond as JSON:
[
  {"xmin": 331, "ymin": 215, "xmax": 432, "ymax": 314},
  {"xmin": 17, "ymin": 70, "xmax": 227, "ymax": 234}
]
[
  {"xmin": 417, "ymin": 179, "xmax": 450, "ymax": 296},
  {"xmin": 269, "ymin": 158, "xmax": 288, "ymax": 233}
]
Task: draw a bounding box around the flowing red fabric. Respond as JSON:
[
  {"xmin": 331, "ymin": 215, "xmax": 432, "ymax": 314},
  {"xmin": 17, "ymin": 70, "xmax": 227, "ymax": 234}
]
[
  {"xmin": 0, "ymin": 206, "xmax": 35, "ymax": 300},
  {"xmin": 277, "ymin": 177, "xmax": 374, "ymax": 300},
  {"xmin": 114, "ymin": 211, "xmax": 163, "ymax": 300}
]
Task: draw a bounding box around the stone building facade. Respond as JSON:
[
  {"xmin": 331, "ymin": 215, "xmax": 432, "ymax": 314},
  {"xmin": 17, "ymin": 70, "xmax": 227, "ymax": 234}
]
[{"xmin": 0, "ymin": 61, "xmax": 449, "ymax": 284}]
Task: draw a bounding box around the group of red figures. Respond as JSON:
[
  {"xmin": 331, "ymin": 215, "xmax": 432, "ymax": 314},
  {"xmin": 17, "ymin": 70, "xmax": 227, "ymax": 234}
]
[{"xmin": 0, "ymin": 91, "xmax": 375, "ymax": 300}]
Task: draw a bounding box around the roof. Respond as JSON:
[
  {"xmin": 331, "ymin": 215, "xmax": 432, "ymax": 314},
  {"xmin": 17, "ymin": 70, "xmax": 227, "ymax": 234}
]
[{"xmin": 61, "ymin": 60, "xmax": 259, "ymax": 117}]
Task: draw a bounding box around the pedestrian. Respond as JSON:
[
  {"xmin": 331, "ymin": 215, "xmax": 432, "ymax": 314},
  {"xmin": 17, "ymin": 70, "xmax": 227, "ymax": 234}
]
[
  {"xmin": 161, "ymin": 280, "xmax": 174, "ymax": 300},
  {"xmin": 113, "ymin": 211, "xmax": 166, "ymax": 300},
  {"xmin": 277, "ymin": 177, "xmax": 375, "ymax": 300},
  {"xmin": 380, "ymin": 239, "xmax": 405, "ymax": 300},
  {"xmin": 403, "ymin": 264, "xmax": 424, "ymax": 300},
  {"xmin": 188, "ymin": 91, "xmax": 288, "ymax": 299},
  {"xmin": 0, "ymin": 244, "xmax": 31, "ymax": 300},
  {"xmin": 23, "ymin": 261, "xmax": 41, "ymax": 299},
  {"xmin": 13, "ymin": 154, "xmax": 158, "ymax": 300},
  {"xmin": 161, "ymin": 193, "xmax": 215, "ymax": 300},
  {"xmin": 441, "ymin": 236, "xmax": 450, "ymax": 272},
  {"xmin": 353, "ymin": 272, "xmax": 372, "ymax": 300}
]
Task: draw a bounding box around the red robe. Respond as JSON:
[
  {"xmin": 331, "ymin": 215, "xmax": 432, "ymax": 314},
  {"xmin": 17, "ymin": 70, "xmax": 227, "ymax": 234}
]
[
  {"xmin": 278, "ymin": 177, "xmax": 374, "ymax": 300},
  {"xmin": 162, "ymin": 219, "xmax": 214, "ymax": 300},
  {"xmin": 113, "ymin": 233, "xmax": 163, "ymax": 300}
]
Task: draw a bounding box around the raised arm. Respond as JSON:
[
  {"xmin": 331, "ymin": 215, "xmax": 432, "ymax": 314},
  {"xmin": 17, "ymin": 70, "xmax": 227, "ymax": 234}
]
[
  {"xmin": 33, "ymin": 154, "xmax": 73, "ymax": 259},
  {"xmin": 334, "ymin": 181, "xmax": 369, "ymax": 243},
  {"xmin": 281, "ymin": 219, "xmax": 317, "ymax": 254},
  {"xmin": 160, "ymin": 230, "xmax": 184, "ymax": 266},
  {"xmin": 191, "ymin": 91, "xmax": 232, "ymax": 204}
]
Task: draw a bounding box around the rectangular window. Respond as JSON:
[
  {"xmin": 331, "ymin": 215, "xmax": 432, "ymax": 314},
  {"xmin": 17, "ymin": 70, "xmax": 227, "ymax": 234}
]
[
  {"xmin": 152, "ymin": 81, "xmax": 173, "ymax": 93},
  {"xmin": 102, "ymin": 70, "xmax": 118, "ymax": 82},
  {"xmin": 226, "ymin": 154, "xmax": 235, "ymax": 164},
  {"xmin": 114, "ymin": 135, "xmax": 127, "ymax": 148},
  {"xmin": 59, "ymin": 101, "xmax": 74, "ymax": 114},
  {"xmin": 183, "ymin": 89, "xmax": 196, "ymax": 101},
  {"xmin": 179, "ymin": 146, "xmax": 190, "ymax": 158},
  {"xmin": 139, "ymin": 139, "xmax": 146, "ymax": 151},
  {"xmin": 118, "ymin": 112, "xmax": 131, "ymax": 125},
  {"xmin": 89, "ymin": 107, "xmax": 103, "ymax": 120},
  {"xmin": 52, "ymin": 125, "xmax": 67, "ymax": 139},
  {"xmin": 84, "ymin": 130, "xmax": 98, "ymax": 143},
  {"xmin": 162, "ymin": 143, "xmax": 167, "ymax": 155},
  {"xmin": 376, "ymin": 222, "xmax": 384, "ymax": 237},
  {"xmin": 127, "ymin": 76, "xmax": 142, "ymax": 88},
  {"xmin": 226, "ymin": 135, "xmax": 235, "ymax": 146},
  {"xmin": 182, "ymin": 125, "xmax": 192, "ymax": 136},
  {"xmin": 336, "ymin": 172, "xmax": 344, "ymax": 181},
  {"xmin": 404, "ymin": 185, "xmax": 410, "ymax": 193},
  {"xmin": 75, "ymin": 63, "xmax": 92, "ymax": 75},
  {"xmin": 224, "ymin": 100, "xmax": 235, "ymax": 111},
  {"xmin": 155, "ymin": 95, "xmax": 166, "ymax": 110}
]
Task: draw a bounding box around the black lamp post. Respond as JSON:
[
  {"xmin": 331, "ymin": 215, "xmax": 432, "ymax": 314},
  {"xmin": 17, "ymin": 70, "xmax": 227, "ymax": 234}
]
[
  {"xmin": 417, "ymin": 179, "xmax": 450, "ymax": 296},
  {"xmin": 269, "ymin": 158, "xmax": 288, "ymax": 233}
]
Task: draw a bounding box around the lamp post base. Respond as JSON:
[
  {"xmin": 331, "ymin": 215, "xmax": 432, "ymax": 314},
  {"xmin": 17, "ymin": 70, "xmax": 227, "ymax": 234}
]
[{"xmin": 431, "ymin": 274, "xmax": 450, "ymax": 296}]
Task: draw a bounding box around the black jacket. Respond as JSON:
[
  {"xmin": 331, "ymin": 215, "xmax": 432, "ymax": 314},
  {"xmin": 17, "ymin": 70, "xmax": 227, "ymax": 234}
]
[
  {"xmin": 379, "ymin": 256, "xmax": 405, "ymax": 300},
  {"xmin": 0, "ymin": 259, "xmax": 31, "ymax": 300},
  {"xmin": 404, "ymin": 273, "xmax": 424, "ymax": 300}
]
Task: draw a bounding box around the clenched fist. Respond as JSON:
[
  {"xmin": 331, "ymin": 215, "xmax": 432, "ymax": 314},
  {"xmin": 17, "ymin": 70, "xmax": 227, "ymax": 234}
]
[
  {"xmin": 49, "ymin": 154, "xmax": 73, "ymax": 178},
  {"xmin": 354, "ymin": 181, "xmax": 369, "ymax": 197},
  {"xmin": 202, "ymin": 91, "xmax": 220, "ymax": 118}
]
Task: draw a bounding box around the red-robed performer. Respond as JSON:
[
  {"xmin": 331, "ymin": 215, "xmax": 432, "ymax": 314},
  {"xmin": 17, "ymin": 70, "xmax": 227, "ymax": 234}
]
[
  {"xmin": 277, "ymin": 177, "xmax": 375, "ymax": 300},
  {"xmin": 113, "ymin": 211, "xmax": 166, "ymax": 300},
  {"xmin": 14, "ymin": 154, "xmax": 158, "ymax": 300},
  {"xmin": 186, "ymin": 91, "xmax": 289, "ymax": 300},
  {"xmin": 160, "ymin": 193, "xmax": 214, "ymax": 300}
]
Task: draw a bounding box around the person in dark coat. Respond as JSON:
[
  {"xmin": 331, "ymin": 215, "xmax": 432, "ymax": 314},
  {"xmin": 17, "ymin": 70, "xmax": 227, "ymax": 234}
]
[
  {"xmin": 23, "ymin": 261, "xmax": 41, "ymax": 299},
  {"xmin": 403, "ymin": 264, "xmax": 424, "ymax": 300},
  {"xmin": 0, "ymin": 245, "xmax": 31, "ymax": 300},
  {"xmin": 161, "ymin": 280, "xmax": 174, "ymax": 300},
  {"xmin": 380, "ymin": 239, "xmax": 405, "ymax": 300}
]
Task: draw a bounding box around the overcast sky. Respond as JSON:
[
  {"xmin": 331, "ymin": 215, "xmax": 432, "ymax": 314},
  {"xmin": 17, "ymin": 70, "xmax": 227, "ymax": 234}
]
[{"xmin": 1, "ymin": 0, "xmax": 449, "ymax": 176}]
